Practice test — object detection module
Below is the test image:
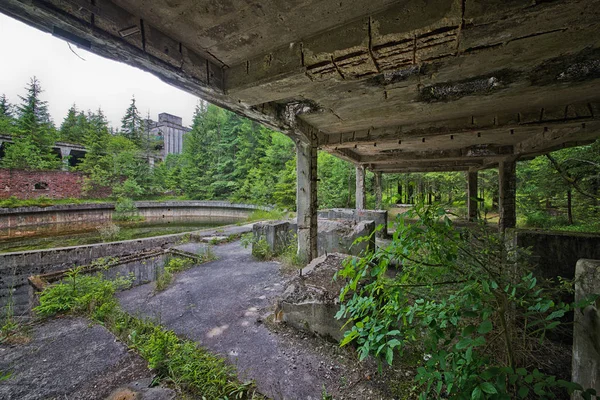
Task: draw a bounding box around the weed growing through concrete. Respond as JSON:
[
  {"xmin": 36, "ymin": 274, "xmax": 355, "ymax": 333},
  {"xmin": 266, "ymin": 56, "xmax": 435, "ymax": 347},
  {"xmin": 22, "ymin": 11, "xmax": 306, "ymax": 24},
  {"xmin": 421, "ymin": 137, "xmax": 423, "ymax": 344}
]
[
  {"xmin": 155, "ymin": 252, "xmax": 216, "ymax": 293},
  {"xmin": 34, "ymin": 267, "xmax": 263, "ymax": 399}
]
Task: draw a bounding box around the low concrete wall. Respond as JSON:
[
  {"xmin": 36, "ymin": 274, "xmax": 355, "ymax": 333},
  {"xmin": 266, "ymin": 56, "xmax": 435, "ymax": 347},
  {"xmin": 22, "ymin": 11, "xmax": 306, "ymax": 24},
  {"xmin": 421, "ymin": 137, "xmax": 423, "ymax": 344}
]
[
  {"xmin": 0, "ymin": 201, "xmax": 269, "ymax": 238},
  {"xmin": 513, "ymin": 230, "xmax": 600, "ymax": 280},
  {"xmin": 0, "ymin": 232, "xmax": 191, "ymax": 318},
  {"xmin": 318, "ymin": 208, "xmax": 387, "ymax": 237},
  {"xmin": 253, "ymin": 219, "xmax": 375, "ymax": 258},
  {"xmin": 1, "ymin": 223, "xmax": 254, "ymax": 319}
]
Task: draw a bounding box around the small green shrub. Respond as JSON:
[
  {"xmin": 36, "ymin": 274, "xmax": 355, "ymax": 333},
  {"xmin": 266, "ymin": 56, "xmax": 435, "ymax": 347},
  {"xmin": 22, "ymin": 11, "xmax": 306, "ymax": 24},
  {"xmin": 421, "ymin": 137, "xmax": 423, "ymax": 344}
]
[
  {"xmin": 97, "ymin": 223, "xmax": 121, "ymax": 242},
  {"xmin": 252, "ymin": 237, "xmax": 272, "ymax": 260},
  {"xmin": 155, "ymin": 269, "xmax": 173, "ymax": 292},
  {"xmin": 34, "ymin": 267, "xmax": 132, "ymax": 321},
  {"xmin": 165, "ymin": 257, "xmax": 194, "ymax": 273},
  {"xmin": 112, "ymin": 197, "xmax": 143, "ymax": 222}
]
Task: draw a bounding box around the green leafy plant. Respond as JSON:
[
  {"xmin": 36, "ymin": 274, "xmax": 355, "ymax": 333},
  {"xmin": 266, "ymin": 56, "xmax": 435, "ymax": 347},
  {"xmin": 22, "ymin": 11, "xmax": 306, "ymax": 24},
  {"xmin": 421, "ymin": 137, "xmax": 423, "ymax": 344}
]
[
  {"xmin": 35, "ymin": 266, "xmax": 132, "ymax": 321},
  {"xmin": 336, "ymin": 203, "xmax": 597, "ymax": 399},
  {"xmin": 112, "ymin": 197, "xmax": 143, "ymax": 222}
]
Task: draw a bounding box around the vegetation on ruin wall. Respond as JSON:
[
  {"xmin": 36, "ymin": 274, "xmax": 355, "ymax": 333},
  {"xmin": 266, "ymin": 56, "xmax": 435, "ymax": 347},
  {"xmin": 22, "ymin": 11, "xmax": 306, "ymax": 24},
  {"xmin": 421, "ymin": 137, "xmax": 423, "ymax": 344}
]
[
  {"xmin": 336, "ymin": 204, "xmax": 598, "ymax": 399},
  {"xmin": 33, "ymin": 266, "xmax": 263, "ymax": 399},
  {"xmin": 1, "ymin": 77, "xmax": 599, "ymax": 231}
]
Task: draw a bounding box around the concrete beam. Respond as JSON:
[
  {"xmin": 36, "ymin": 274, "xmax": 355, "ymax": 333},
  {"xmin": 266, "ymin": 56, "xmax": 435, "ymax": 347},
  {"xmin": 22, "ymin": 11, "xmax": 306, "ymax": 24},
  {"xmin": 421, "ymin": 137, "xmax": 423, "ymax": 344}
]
[
  {"xmin": 356, "ymin": 165, "xmax": 366, "ymax": 210},
  {"xmin": 467, "ymin": 171, "xmax": 478, "ymax": 221},
  {"xmin": 296, "ymin": 131, "xmax": 318, "ymax": 264},
  {"xmin": 0, "ymin": 0, "xmax": 294, "ymax": 136},
  {"xmin": 515, "ymin": 120, "xmax": 600, "ymax": 157},
  {"xmin": 498, "ymin": 158, "xmax": 517, "ymax": 232},
  {"xmin": 320, "ymin": 109, "xmax": 600, "ymax": 150},
  {"xmin": 359, "ymin": 145, "xmax": 513, "ymax": 164},
  {"xmin": 370, "ymin": 165, "xmax": 473, "ymax": 173}
]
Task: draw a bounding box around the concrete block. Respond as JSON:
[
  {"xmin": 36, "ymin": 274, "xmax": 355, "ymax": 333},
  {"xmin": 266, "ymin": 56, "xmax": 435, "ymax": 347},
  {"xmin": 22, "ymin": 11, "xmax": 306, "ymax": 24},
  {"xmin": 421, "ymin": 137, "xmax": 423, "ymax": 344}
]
[
  {"xmin": 317, "ymin": 219, "xmax": 375, "ymax": 257},
  {"xmin": 275, "ymin": 253, "xmax": 351, "ymax": 342},
  {"xmin": 572, "ymin": 259, "xmax": 600, "ymax": 398},
  {"xmin": 318, "ymin": 208, "xmax": 388, "ymax": 238},
  {"xmin": 252, "ymin": 221, "xmax": 297, "ymax": 256}
]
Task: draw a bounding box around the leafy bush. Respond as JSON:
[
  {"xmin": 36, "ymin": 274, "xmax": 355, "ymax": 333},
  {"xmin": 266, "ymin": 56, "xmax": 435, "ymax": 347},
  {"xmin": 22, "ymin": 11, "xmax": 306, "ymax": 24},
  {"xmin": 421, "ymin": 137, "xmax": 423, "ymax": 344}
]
[
  {"xmin": 34, "ymin": 267, "xmax": 131, "ymax": 321},
  {"xmin": 165, "ymin": 257, "xmax": 194, "ymax": 273},
  {"xmin": 335, "ymin": 203, "xmax": 596, "ymax": 399}
]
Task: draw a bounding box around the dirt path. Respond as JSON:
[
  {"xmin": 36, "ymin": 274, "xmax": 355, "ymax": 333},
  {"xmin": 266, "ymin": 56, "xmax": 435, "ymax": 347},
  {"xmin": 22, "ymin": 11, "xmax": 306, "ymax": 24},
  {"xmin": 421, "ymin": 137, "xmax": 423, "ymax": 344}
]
[{"xmin": 117, "ymin": 241, "xmax": 391, "ymax": 400}]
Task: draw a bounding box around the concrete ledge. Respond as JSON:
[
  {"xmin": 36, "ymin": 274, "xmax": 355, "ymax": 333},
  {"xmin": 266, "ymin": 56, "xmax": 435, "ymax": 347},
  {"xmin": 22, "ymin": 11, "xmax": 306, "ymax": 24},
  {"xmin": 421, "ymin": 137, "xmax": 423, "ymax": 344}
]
[
  {"xmin": 0, "ymin": 201, "xmax": 272, "ymax": 234},
  {"xmin": 318, "ymin": 208, "xmax": 387, "ymax": 238}
]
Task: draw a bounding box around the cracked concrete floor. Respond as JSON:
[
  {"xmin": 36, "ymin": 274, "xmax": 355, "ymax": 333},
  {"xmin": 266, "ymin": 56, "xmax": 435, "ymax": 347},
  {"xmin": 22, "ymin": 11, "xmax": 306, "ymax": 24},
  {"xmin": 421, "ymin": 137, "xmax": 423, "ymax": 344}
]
[{"xmin": 117, "ymin": 241, "xmax": 391, "ymax": 400}]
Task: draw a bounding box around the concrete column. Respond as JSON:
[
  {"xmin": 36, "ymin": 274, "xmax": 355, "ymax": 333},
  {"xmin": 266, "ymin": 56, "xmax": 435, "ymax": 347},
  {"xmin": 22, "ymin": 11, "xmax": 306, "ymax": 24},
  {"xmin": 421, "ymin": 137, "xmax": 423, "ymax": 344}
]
[
  {"xmin": 375, "ymin": 171, "xmax": 383, "ymax": 210},
  {"xmin": 498, "ymin": 159, "xmax": 516, "ymax": 231},
  {"xmin": 467, "ymin": 171, "xmax": 478, "ymax": 221},
  {"xmin": 59, "ymin": 147, "xmax": 72, "ymax": 171},
  {"xmin": 572, "ymin": 259, "xmax": 600, "ymax": 399},
  {"xmin": 296, "ymin": 136, "xmax": 318, "ymax": 264},
  {"xmin": 356, "ymin": 165, "xmax": 366, "ymax": 210}
]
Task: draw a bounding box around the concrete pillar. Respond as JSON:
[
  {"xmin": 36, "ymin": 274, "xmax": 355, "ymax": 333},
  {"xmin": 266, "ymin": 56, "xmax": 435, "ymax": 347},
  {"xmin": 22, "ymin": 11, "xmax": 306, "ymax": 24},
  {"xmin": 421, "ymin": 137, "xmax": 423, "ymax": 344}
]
[
  {"xmin": 59, "ymin": 147, "xmax": 72, "ymax": 171},
  {"xmin": 467, "ymin": 171, "xmax": 478, "ymax": 221},
  {"xmin": 296, "ymin": 136, "xmax": 318, "ymax": 264},
  {"xmin": 572, "ymin": 259, "xmax": 600, "ymax": 399},
  {"xmin": 375, "ymin": 171, "xmax": 383, "ymax": 210},
  {"xmin": 498, "ymin": 159, "xmax": 516, "ymax": 231},
  {"xmin": 356, "ymin": 165, "xmax": 366, "ymax": 210}
]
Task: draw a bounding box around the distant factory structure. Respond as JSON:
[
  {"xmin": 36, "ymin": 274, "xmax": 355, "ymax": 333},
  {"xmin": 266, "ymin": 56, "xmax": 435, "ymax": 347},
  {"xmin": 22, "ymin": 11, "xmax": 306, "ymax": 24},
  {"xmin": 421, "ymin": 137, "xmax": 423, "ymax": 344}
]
[{"xmin": 146, "ymin": 113, "xmax": 191, "ymax": 159}]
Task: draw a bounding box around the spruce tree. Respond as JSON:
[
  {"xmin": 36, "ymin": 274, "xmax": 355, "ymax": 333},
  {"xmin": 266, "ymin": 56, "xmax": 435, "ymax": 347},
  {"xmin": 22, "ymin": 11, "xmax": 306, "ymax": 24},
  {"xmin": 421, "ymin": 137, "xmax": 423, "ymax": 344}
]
[
  {"xmin": 120, "ymin": 96, "xmax": 142, "ymax": 146},
  {"xmin": 0, "ymin": 94, "xmax": 15, "ymax": 135},
  {"xmin": 1, "ymin": 77, "xmax": 60, "ymax": 170},
  {"xmin": 59, "ymin": 104, "xmax": 78, "ymax": 142}
]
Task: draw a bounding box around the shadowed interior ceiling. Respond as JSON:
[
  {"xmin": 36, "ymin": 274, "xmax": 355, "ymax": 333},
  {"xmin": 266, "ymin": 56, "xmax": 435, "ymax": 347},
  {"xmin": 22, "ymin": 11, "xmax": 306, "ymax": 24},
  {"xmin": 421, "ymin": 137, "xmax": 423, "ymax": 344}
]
[{"xmin": 2, "ymin": 0, "xmax": 599, "ymax": 172}]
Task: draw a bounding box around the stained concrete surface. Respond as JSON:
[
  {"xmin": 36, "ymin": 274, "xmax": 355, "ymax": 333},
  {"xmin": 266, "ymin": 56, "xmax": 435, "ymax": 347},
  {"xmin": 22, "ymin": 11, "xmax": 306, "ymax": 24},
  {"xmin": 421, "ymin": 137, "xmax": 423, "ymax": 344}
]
[
  {"xmin": 117, "ymin": 241, "xmax": 390, "ymax": 400},
  {"xmin": 0, "ymin": 316, "xmax": 170, "ymax": 400}
]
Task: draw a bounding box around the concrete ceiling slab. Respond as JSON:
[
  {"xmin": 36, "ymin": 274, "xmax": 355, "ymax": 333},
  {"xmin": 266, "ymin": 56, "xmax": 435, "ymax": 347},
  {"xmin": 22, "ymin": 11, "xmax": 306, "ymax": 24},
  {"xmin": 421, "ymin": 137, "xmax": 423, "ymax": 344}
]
[{"xmin": 2, "ymin": 0, "xmax": 599, "ymax": 172}]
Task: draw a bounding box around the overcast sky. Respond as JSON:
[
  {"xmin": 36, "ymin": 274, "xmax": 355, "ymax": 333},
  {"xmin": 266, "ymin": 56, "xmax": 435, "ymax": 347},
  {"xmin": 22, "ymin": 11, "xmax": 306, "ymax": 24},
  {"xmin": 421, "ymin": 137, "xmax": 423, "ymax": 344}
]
[{"xmin": 0, "ymin": 14, "xmax": 200, "ymax": 129}]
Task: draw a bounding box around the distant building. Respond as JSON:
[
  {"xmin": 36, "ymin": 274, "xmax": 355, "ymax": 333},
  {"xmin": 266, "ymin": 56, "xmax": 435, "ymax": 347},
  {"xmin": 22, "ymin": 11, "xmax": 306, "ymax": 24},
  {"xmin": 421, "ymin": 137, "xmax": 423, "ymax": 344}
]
[{"xmin": 146, "ymin": 113, "xmax": 190, "ymax": 159}]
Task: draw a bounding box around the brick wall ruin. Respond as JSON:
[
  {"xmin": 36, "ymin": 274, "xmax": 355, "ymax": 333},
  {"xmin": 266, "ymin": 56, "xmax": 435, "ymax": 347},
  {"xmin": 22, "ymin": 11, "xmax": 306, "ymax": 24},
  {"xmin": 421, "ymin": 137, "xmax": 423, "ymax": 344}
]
[{"xmin": 0, "ymin": 169, "xmax": 111, "ymax": 199}]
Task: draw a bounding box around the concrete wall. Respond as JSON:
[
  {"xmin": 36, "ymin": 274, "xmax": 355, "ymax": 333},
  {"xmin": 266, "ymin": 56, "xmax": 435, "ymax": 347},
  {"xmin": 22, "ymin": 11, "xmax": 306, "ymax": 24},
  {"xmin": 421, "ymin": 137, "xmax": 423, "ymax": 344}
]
[
  {"xmin": 318, "ymin": 208, "xmax": 388, "ymax": 237},
  {"xmin": 0, "ymin": 232, "xmax": 193, "ymax": 318},
  {"xmin": 572, "ymin": 259, "xmax": 600, "ymax": 398},
  {"xmin": 513, "ymin": 230, "xmax": 600, "ymax": 280},
  {"xmin": 253, "ymin": 218, "xmax": 375, "ymax": 258},
  {"xmin": 0, "ymin": 169, "xmax": 110, "ymax": 200},
  {"xmin": 0, "ymin": 201, "xmax": 269, "ymax": 238}
]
